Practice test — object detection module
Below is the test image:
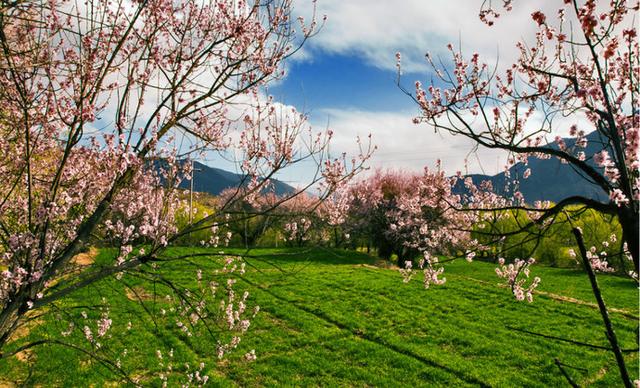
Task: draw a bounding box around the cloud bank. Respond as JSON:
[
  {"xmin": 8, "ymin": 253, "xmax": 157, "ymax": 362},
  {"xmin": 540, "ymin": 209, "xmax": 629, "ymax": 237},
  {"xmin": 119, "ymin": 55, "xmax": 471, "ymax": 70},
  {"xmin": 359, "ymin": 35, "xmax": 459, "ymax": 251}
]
[{"xmin": 295, "ymin": 0, "xmax": 545, "ymax": 72}]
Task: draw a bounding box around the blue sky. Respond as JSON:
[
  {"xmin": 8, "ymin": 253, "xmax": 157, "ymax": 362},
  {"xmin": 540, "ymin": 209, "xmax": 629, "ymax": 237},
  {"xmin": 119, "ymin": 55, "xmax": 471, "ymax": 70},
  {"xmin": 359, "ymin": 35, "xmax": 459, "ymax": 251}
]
[{"xmin": 270, "ymin": 52, "xmax": 415, "ymax": 113}]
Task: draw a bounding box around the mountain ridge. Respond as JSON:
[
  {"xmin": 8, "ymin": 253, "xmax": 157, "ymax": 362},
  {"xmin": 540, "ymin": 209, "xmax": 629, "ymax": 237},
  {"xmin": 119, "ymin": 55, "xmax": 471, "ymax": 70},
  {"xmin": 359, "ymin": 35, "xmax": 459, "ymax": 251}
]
[
  {"xmin": 454, "ymin": 131, "xmax": 609, "ymax": 203},
  {"xmin": 173, "ymin": 161, "xmax": 296, "ymax": 197}
]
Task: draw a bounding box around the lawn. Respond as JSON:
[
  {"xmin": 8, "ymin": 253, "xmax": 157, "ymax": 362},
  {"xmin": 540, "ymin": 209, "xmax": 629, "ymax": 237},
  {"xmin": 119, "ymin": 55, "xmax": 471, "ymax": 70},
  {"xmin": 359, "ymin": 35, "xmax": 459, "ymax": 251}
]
[{"xmin": 1, "ymin": 247, "xmax": 638, "ymax": 387}]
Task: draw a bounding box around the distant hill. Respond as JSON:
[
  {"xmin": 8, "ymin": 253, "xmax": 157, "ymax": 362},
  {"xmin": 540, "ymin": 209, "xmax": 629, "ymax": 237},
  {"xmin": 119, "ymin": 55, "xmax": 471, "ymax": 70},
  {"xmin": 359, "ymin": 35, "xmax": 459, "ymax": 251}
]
[
  {"xmin": 454, "ymin": 131, "xmax": 609, "ymax": 203},
  {"xmin": 155, "ymin": 160, "xmax": 296, "ymax": 197},
  {"xmin": 181, "ymin": 161, "xmax": 295, "ymax": 196}
]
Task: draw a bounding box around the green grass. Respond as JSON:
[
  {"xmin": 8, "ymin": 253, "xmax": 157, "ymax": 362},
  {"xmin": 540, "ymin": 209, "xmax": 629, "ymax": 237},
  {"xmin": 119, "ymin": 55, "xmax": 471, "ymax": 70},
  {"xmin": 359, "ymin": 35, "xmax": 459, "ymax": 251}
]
[{"xmin": 1, "ymin": 247, "xmax": 638, "ymax": 387}]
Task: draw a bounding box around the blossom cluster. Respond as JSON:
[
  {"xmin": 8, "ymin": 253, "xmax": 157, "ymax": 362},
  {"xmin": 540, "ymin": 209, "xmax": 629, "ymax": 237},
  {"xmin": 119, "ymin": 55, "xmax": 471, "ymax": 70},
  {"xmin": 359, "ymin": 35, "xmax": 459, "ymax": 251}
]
[{"xmin": 495, "ymin": 258, "xmax": 541, "ymax": 302}]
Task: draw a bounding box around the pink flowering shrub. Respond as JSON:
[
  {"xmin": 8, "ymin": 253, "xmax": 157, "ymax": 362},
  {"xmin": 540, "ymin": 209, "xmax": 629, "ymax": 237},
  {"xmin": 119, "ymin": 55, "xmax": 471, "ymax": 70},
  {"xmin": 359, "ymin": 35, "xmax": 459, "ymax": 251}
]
[
  {"xmin": 342, "ymin": 169, "xmax": 421, "ymax": 265},
  {"xmin": 341, "ymin": 167, "xmax": 493, "ymax": 290},
  {"xmin": 387, "ymin": 165, "xmax": 480, "ymax": 260}
]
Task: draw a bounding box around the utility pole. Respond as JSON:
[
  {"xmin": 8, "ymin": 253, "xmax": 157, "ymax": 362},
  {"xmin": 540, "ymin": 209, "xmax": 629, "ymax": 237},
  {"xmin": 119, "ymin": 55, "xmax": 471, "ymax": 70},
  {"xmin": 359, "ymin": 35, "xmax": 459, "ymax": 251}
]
[{"xmin": 189, "ymin": 160, "xmax": 203, "ymax": 224}]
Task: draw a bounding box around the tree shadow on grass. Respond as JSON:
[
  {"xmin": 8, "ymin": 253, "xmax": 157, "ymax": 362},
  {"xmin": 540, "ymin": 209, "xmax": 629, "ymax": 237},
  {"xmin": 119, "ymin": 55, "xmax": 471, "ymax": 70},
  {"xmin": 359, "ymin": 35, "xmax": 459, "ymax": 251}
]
[{"xmin": 240, "ymin": 247, "xmax": 378, "ymax": 266}]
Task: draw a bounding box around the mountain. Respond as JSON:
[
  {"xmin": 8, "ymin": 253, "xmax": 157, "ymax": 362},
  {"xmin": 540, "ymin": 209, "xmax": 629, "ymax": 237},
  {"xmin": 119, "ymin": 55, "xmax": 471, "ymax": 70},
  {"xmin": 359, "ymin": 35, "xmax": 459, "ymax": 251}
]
[
  {"xmin": 155, "ymin": 160, "xmax": 295, "ymax": 197},
  {"xmin": 454, "ymin": 131, "xmax": 609, "ymax": 203}
]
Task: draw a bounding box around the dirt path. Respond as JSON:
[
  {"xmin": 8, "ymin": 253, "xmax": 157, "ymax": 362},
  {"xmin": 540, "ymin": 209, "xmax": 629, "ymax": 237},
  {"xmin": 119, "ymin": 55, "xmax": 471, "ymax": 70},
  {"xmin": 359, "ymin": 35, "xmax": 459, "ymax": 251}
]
[{"xmin": 72, "ymin": 246, "xmax": 99, "ymax": 266}]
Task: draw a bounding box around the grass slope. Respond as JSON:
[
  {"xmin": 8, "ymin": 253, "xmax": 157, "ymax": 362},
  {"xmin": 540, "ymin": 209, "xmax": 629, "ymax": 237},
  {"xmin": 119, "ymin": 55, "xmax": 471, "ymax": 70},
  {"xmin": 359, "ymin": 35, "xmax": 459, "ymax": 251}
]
[{"xmin": 1, "ymin": 248, "xmax": 637, "ymax": 387}]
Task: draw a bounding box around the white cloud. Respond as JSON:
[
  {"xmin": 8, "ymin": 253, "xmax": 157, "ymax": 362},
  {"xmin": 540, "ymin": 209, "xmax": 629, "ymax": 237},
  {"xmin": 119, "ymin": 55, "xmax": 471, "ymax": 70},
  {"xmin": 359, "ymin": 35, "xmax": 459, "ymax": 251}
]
[
  {"xmin": 304, "ymin": 102, "xmax": 596, "ymax": 182},
  {"xmin": 311, "ymin": 108, "xmax": 509, "ymax": 176},
  {"xmin": 293, "ymin": 0, "xmax": 547, "ymax": 72}
]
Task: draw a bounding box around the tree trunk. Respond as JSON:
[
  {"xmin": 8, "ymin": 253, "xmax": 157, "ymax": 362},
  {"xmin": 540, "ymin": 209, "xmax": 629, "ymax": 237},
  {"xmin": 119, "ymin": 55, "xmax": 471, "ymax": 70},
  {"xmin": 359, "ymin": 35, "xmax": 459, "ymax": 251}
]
[
  {"xmin": 0, "ymin": 289, "xmax": 30, "ymax": 352},
  {"xmin": 618, "ymin": 206, "xmax": 639, "ymax": 275},
  {"xmin": 0, "ymin": 305, "xmax": 19, "ymax": 351}
]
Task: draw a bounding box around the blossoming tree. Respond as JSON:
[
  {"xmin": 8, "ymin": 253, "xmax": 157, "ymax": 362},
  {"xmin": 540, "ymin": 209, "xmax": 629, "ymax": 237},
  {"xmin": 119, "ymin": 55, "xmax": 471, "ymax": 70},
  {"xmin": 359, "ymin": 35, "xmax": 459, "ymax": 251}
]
[
  {"xmin": 405, "ymin": 0, "xmax": 638, "ymax": 272},
  {"xmin": 399, "ymin": 1, "xmax": 638, "ymax": 385},
  {"xmin": 387, "ymin": 165, "xmax": 486, "ymax": 286},
  {"xmin": 344, "ymin": 170, "xmax": 418, "ymax": 265},
  {"xmin": 0, "ymin": 0, "xmax": 370, "ymax": 383}
]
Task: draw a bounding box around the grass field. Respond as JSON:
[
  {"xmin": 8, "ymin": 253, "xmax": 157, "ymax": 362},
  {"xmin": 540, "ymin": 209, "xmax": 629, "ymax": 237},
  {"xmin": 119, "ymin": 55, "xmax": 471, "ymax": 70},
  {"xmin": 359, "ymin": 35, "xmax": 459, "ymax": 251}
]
[{"xmin": 1, "ymin": 247, "xmax": 638, "ymax": 387}]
